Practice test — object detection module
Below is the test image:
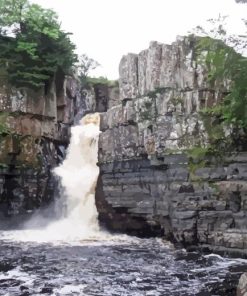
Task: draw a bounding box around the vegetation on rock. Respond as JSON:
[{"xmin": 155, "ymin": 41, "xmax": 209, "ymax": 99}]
[
  {"xmin": 0, "ymin": 0, "xmax": 77, "ymax": 90},
  {"xmin": 86, "ymin": 76, "xmax": 119, "ymax": 87},
  {"xmin": 193, "ymin": 16, "xmax": 247, "ymax": 130},
  {"xmin": 77, "ymin": 54, "xmax": 100, "ymax": 83},
  {"xmin": 0, "ymin": 112, "xmax": 10, "ymax": 135},
  {"xmin": 196, "ymin": 37, "xmax": 247, "ymax": 130},
  {"xmin": 77, "ymin": 54, "xmax": 118, "ymax": 88}
]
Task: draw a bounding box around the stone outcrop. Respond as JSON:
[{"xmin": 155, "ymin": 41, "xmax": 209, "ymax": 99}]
[
  {"xmin": 0, "ymin": 73, "xmax": 116, "ymax": 220},
  {"xmin": 96, "ymin": 36, "xmax": 247, "ymax": 256}
]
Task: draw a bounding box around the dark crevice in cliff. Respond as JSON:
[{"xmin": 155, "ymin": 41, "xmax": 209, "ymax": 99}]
[{"xmin": 93, "ymin": 84, "xmax": 109, "ymax": 112}]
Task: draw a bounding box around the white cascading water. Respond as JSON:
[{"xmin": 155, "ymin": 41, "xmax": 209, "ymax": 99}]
[
  {"xmin": 49, "ymin": 112, "xmax": 101, "ymax": 239},
  {"xmin": 47, "ymin": 113, "xmax": 100, "ymax": 239},
  {"xmin": 1, "ymin": 113, "xmax": 107, "ymax": 242}
]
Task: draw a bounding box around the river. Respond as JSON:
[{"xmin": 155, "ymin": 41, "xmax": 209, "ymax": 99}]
[
  {"xmin": 0, "ymin": 114, "xmax": 246, "ymax": 296},
  {"xmin": 0, "ymin": 232, "xmax": 247, "ymax": 295}
]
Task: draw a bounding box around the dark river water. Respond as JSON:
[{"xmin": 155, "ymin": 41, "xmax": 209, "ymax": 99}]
[{"xmin": 0, "ymin": 232, "xmax": 247, "ymax": 296}]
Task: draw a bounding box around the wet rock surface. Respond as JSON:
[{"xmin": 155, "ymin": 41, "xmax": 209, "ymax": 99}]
[
  {"xmin": 97, "ymin": 36, "xmax": 247, "ymax": 255},
  {"xmin": 0, "ymin": 236, "xmax": 246, "ymax": 296},
  {"xmin": 0, "ymin": 74, "xmax": 116, "ymax": 220},
  {"xmin": 96, "ymin": 157, "xmax": 247, "ymax": 256}
]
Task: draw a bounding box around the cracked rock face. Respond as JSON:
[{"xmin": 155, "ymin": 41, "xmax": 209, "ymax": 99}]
[
  {"xmin": 119, "ymin": 36, "xmax": 228, "ymax": 101},
  {"xmin": 96, "ymin": 36, "xmax": 247, "ymax": 256},
  {"xmin": 0, "ymin": 77, "xmax": 74, "ymax": 220},
  {"xmin": 0, "ymin": 74, "xmax": 117, "ymax": 220}
]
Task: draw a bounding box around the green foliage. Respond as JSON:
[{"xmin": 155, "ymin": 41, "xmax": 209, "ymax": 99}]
[
  {"xmin": 77, "ymin": 54, "xmax": 100, "ymax": 85},
  {"xmin": 0, "ymin": 0, "xmax": 77, "ymax": 89},
  {"xmin": 187, "ymin": 147, "xmax": 210, "ymax": 160},
  {"xmin": 194, "ymin": 18, "xmax": 247, "ymax": 129},
  {"xmin": 186, "ymin": 147, "xmax": 208, "ymax": 180},
  {"xmin": 0, "ymin": 124, "xmax": 10, "ymax": 135},
  {"xmin": 0, "ymin": 112, "xmax": 10, "ymax": 135},
  {"xmin": 86, "ymin": 76, "xmax": 118, "ymax": 87},
  {"xmin": 171, "ymin": 95, "xmax": 183, "ymax": 106},
  {"xmin": 0, "ymin": 0, "xmax": 28, "ymax": 29},
  {"xmin": 187, "ymin": 146, "xmax": 223, "ymax": 180}
]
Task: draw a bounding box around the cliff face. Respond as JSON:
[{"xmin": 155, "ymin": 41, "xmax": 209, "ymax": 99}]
[
  {"xmin": 1, "ymin": 34, "xmax": 247, "ymax": 255},
  {"xmin": 0, "ymin": 72, "xmax": 118, "ymax": 221},
  {"xmin": 96, "ymin": 36, "xmax": 247, "ymax": 255}
]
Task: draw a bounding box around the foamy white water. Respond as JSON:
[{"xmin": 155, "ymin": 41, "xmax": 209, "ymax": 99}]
[
  {"xmin": 1, "ymin": 114, "xmax": 247, "ymax": 296},
  {"xmin": 52, "ymin": 114, "xmax": 101, "ymax": 237},
  {"xmin": 1, "ymin": 113, "xmax": 110, "ymax": 243}
]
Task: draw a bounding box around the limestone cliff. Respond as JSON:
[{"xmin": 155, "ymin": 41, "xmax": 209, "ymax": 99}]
[
  {"xmin": 0, "ymin": 73, "xmax": 118, "ymax": 220},
  {"xmin": 96, "ymin": 36, "xmax": 247, "ymax": 256}
]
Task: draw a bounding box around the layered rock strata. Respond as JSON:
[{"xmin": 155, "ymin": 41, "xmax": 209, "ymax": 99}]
[
  {"xmin": 96, "ymin": 36, "xmax": 247, "ymax": 255},
  {"xmin": 0, "ymin": 74, "xmax": 117, "ymax": 219}
]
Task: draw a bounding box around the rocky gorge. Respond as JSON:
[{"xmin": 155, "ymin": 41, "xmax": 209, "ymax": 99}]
[
  {"xmin": 1, "ymin": 35, "xmax": 247, "ymax": 259},
  {"xmin": 96, "ymin": 36, "xmax": 247, "ymax": 258},
  {"xmin": 1, "ymin": 34, "xmax": 247, "ymax": 295},
  {"xmin": 0, "ymin": 71, "xmax": 118, "ymax": 221}
]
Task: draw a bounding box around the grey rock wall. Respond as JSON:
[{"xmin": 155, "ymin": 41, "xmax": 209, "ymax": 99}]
[
  {"xmin": 96, "ymin": 156, "xmax": 247, "ymax": 256},
  {"xmin": 0, "ymin": 74, "xmax": 117, "ymax": 220},
  {"xmin": 0, "ymin": 75, "xmax": 74, "ymax": 220},
  {"xmin": 96, "ymin": 36, "xmax": 247, "ymax": 256},
  {"xmin": 119, "ymin": 37, "xmax": 228, "ymax": 101}
]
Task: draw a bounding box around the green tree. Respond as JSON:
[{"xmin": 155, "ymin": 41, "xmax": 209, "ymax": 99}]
[
  {"xmin": 77, "ymin": 54, "xmax": 100, "ymax": 85},
  {"xmin": 192, "ymin": 16, "xmax": 247, "ymax": 129},
  {"xmin": 0, "ymin": 0, "xmax": 77, "ymax": 90}
]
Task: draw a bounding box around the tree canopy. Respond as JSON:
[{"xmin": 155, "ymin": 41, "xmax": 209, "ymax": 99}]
[
  {"xmin": 193, "ymin": 16, "xmax": 247, "ymax": 130},
  {"xmin": 78, "ymin": 54, "xmax": 100, "ymax": 80},
  {"xmin": 0, "ymin": 0, "xmax": 77, "ymax": 90}
]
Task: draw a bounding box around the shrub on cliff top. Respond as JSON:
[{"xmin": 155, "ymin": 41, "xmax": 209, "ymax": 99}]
[
  {"xmin": 193, "ymin": 16, "xmax": 247, "ymax": 130},
  {"xmin": 0, "ymin": 0, "xmax": 77, "ymax": 90}
]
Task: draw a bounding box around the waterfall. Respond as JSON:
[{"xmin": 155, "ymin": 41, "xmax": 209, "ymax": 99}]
[
  {"xmin": 51, "ymin": 112, "xmax": 101, "ymax": 237},
  {"xmin": 1, "ymin": 113, "xmax": 103, "ymax": 242}
]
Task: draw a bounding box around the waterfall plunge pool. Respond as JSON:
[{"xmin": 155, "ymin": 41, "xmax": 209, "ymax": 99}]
[{"xmin": 0, "ymin": 114, "xmax": 246, "ymax": 295}]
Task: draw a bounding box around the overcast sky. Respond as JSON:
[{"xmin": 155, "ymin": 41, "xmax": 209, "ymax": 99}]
[{"xmin": 33, "ymin": 0, "xmax": 247, "ymax": 79}]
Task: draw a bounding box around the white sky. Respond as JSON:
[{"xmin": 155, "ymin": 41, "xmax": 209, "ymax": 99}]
[{"xmin": 33, "ymin": 0, "xmax": 247, "ymax": 79}]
